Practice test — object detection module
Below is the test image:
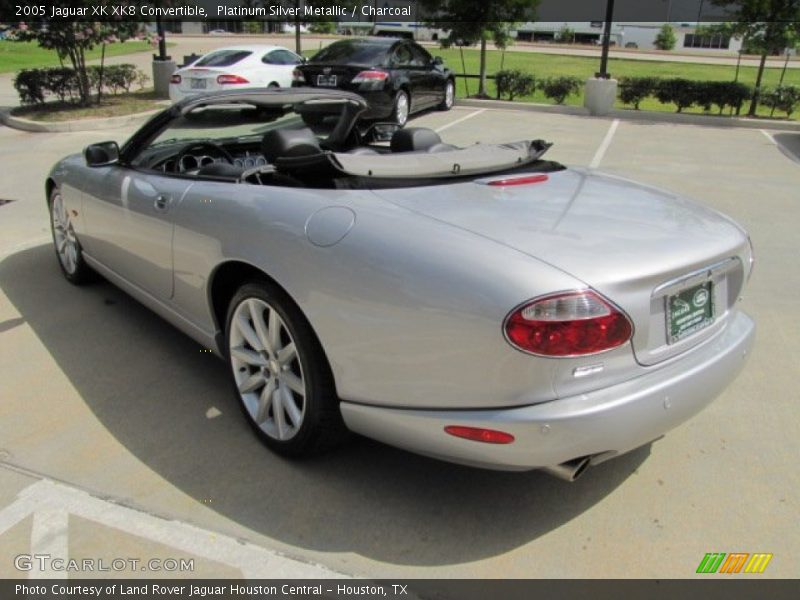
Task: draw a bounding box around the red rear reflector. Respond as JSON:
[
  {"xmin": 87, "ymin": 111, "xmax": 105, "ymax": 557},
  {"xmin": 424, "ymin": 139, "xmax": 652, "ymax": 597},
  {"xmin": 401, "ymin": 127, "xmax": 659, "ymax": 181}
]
[
  {"xmin": 504, "ymin": 290, "xmax": 632, "ymax": 357},
  {"xmin": 487, "ymin": 174, "xmax": 549, "ymax": 187},
  {"xmin": 217, "ymin": 74, "xmax": 250, "ymax": 85},
  {"xmin": 444, "ymin": 426, "xmax": 515, "ymax": 444},
  {"xmin": 170, "ymin": 74, "xmax": 181, "ymax": 84}
]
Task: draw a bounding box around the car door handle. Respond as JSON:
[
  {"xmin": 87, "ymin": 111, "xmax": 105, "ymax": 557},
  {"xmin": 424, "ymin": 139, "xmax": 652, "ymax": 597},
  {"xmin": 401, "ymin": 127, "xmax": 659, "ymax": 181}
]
[{"xmin": 153, "ymin": 194, "xmax": 171, "ymax": 212}]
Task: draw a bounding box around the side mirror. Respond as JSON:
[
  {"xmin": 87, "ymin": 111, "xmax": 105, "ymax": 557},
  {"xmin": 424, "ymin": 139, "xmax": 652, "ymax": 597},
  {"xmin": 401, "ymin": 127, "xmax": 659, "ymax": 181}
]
[
  {"xmin": 433, "ymin": 56, "xmax": 444, "ymax": 66},
  {"xmin": 84, "ymin": 141, "xmax": 119, "ymax": 167},
  {"xmin": 365, "ymin": 122, "xmax": 401, "ymax": 143}
]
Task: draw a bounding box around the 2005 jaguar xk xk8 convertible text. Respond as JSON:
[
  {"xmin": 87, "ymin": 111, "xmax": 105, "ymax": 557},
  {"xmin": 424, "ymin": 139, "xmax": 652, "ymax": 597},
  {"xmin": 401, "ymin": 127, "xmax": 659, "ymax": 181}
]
[{"xmin": 47, "ymin": 89, "xmax": 754, "ymax": 480}]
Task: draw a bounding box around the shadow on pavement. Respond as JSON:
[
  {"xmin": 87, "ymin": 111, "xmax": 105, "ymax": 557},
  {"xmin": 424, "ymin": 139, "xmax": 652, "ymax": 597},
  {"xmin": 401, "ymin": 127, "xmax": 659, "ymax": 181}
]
[
  {"xmin": 0, "ymin": 243, "xmax": 648, "ymax": 566},
  {"xmin": 772, "ymin": 133, "xmax": 800, "ymax": 164}
]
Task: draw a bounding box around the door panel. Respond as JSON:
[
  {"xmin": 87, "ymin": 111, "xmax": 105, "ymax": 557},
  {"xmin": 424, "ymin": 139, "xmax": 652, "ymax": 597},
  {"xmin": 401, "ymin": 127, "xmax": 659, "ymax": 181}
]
[{"xmin": 81, "ymin": 167, "xmax": 193, "ymax": 300}]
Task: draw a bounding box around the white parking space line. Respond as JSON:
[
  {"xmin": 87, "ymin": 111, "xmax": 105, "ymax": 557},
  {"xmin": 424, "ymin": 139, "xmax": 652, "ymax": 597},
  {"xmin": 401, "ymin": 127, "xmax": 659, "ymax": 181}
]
[
  {"xmin": 589, "ymin": 119, "xmax": 620, "ymax": 169},
  {"xmin": 435, "ymin": 109, "xmax": 487, "ymax": 133},
  {"xmin": 0, "ymin": 476, "xmax": 349, "ymax": 578},
  {"xmin": 760, "ymin": 129, "xmax": 777, "ymax": 145},
  {"xmin": 29, "ymin": 509, "xmax": 69, "ymax": 579}
]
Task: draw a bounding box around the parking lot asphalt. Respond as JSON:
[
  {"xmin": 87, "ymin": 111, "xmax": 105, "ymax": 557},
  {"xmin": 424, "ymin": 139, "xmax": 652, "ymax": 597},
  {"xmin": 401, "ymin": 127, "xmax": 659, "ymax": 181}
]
[{"xmin": 0, "ymin": 106, "xmax": 798, "ymax": 579}]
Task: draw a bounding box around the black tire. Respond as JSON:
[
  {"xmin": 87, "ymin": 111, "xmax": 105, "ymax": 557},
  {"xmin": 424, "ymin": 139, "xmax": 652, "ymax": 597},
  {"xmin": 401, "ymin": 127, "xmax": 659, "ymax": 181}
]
[
  {"xmin": 48, "ymin": 186, "xmax": 93, "ymax": 285},
  {"xmin": 438, "ymin": 78, "xmax": 455, "ymax": 111},
  {"xmin": 267, "ymin": 82, "xmax": 279, "ymax": 89},
  {"xmin": 225, "ymin": 280, "xmax": 348, "ymax": 457},
  {"xmin": 391, "ymin": 89, "xmax": 410, "ymax": 126}
]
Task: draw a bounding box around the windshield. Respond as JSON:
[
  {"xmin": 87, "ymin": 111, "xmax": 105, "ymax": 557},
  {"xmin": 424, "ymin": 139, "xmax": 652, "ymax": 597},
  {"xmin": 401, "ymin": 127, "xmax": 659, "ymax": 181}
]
[
  {"xmin": 310, "ymin": 41, "xmax": 389, "ymax": 65},
  {"xmin": 194, "ymin": 50, "xmax": 252, "ymax": 68}
]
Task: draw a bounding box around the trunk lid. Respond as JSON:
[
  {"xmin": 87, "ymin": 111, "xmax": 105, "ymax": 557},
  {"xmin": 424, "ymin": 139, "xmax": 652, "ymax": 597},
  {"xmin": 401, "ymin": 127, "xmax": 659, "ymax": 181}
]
[{"xmin": 372, "ymin": 168, "xmax": 751, "ymax": 365}]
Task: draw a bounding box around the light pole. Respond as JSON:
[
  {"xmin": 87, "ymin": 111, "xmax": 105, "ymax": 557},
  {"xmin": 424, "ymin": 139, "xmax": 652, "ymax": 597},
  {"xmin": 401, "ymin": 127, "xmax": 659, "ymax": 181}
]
[{"xmin": 596, "ymin": 0, "xmax": 615, "ymax": 78}]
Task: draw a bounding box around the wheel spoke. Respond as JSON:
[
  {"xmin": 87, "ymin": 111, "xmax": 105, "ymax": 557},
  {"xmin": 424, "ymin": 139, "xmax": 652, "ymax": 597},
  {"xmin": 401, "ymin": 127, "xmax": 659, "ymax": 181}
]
[
  {"xmin": 56, "ymin": 238, "xmax": 67, "ymax": 253},
  {"xmin": 277, "ymin": 342, "xmax": 296, "ymax": 366},
  {"xmin": 280, "ymin": 382, "xmax": 302, "ymax": 427},
  {"xmin": 267, "ymin": 307, "xmax": 281, "ymax": 353},
  {"xmin": 235, "ymin": 313, "xmax": 263, "ymax": 351},
  {"xmin": 248, "ymin": 300, "xmax": 273, "ymax": 356},
  {"xmin": 238, "ymin": 371, "xmax": 264, "ymax": 394},
  {"xmin": 282, "ymin": 371, "xmax": 305, "ymax": 396},
  {"xmin": 272, "ymin": 384, "xmax": 288, "ymax": 439},
  {"xmin": 256, "ymin": 378, "xmax": 277, "ymax": 423},
  {"xmin": 230, "ymin": 345, "xmax": 267, "ymax": 367}
]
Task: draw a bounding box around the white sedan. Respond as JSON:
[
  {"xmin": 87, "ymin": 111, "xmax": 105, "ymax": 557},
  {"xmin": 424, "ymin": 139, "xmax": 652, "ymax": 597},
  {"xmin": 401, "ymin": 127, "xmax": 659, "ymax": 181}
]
[{"xmin": 169, "ymin": 45, "xmax": 304, "ymax": 102}]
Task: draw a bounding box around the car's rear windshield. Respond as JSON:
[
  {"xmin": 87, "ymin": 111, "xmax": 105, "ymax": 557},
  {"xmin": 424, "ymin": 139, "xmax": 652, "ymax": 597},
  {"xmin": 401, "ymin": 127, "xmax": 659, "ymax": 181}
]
[
  {"xmin": 310, "ymin": 41, "xmax": 388, "ymax": 65},
  {"xmin": 194, "ymin": 50, "xmax": 252, "ymax": 67}
]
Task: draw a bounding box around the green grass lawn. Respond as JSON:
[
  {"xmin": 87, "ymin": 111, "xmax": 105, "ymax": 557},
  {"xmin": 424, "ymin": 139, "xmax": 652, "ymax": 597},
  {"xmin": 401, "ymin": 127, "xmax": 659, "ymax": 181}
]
[
  {"xmin": 0, "ymin": 40, "xmax": 162, "ymax": 74},
  {"xmin": 436, "ymin": 47, "xmax": 800, "ymax": 119}
]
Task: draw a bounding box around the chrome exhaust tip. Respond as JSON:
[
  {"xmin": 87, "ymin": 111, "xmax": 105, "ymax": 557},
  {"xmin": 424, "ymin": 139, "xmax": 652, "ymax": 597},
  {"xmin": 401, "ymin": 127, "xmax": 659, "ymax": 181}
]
[{"xmin": 541, "ymin": 456, "xmax": 592, "ymax": 482}]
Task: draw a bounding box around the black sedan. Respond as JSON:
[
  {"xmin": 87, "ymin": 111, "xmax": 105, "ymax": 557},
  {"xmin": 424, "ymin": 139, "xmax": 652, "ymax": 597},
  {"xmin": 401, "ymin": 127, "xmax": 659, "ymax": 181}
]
[{"xmin": 292, "ymin": 37, "xmax": 455, "ymax": 126}]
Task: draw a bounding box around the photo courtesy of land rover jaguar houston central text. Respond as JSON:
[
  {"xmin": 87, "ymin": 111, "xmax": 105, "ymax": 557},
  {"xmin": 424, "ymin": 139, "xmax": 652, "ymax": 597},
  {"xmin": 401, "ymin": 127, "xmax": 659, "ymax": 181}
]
[{"xmin": 46, "ymin": 89, "xmax": 755, "ymax": 481}]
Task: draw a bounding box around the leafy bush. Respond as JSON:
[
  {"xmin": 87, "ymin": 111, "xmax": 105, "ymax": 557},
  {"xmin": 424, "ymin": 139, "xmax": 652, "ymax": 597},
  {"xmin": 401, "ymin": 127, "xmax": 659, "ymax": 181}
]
[
  {"xmin": 495, "ymin": 69, "xmax": 535, "ymax": 101},
  {"xmin": 310, "ymin": 21, "xmax": 336, "ymax": 34},
  {"xmin": 14, "ymin": 69, "xmax": 47, "ymax": 105},
  {"xmin": 654, "ymin": 78, "xmax": 697, "ymax": 113},
  {"xmin": 540, "ymin": 76, "xmax": 581, "ymax": 104},
  {"xmin": 103, "ymin": 64, "xmax": 138, "ymax": 94},
  {"xmin": 14, "ymin": 64, "xmax": 142, "ymax": 106},
  {"xmin": 654, "ymin": 24, "xmax": 677, "ymax": 51},
  {"xmin": 762, "ymin": 85, "xmax": 799, "ymax": 118},
  {"xmin": 618, "ymin": 76, "xmax": 657, "ymax": 110},
  {"xmin": 706, "ymin": 81, "xmax": 751, "ymax": 115}
]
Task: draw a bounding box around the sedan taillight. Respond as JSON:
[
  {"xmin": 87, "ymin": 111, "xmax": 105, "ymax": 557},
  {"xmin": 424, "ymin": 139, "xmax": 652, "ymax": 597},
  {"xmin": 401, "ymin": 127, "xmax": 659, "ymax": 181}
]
[
  {"xmin": 292, "ymin": 68, "xmax": 306, "ymax": 84},
  {"xmin": 352, "ymin": 70, "xmax": 389, "ymax": 83},
  {"xmin": 170, "ymin": 74, "xmax": 181, "ymax": 84},
  {"xmin": 352, "ymin": 70, "xmax": 389, "ymax": 90},
  {"xmin": 504, "ymin": 291, "xmax": 632, "ymax": 357},
  {"xmin": 216, "ymin": 74, "xmax": 249, "ymax": 85}
]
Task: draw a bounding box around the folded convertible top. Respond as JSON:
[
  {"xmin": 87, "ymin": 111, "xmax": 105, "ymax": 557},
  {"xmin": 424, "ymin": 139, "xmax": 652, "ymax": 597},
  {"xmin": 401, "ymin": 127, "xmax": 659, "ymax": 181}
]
[{"xmin": 328, "ymin": 140, "xmax": 552, "ymax": 180}]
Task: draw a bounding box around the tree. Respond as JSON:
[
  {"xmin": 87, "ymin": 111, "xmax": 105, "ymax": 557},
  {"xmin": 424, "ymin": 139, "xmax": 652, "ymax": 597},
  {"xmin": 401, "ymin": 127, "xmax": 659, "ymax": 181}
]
[
  {"xmin": 654, "ymin": 24, "xmax": 677, "ymax": 51},
  {"xmin": 712, "ymin": 0, "xmax": 800, "ymax": 115},
  {"xmin": 9, "ymin": 2, "xmax": 145, "ymax": 106},
  {"xmin": 558, "ymin": 24, "xmax": 576, "ymax": 44},
  {"xmin": 419, "ymin": 0, "xmax": 540, "ymax": 98}
]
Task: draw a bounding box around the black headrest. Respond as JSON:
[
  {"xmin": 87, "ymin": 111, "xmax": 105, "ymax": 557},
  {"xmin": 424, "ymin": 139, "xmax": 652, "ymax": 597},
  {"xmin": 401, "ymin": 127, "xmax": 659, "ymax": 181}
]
[
  {"xmin": 390, "ymin": 127, "xmax": 442, "ymax": 153},
  {"xmin": 261, "ymin": 127, "xmax": 322, "ymax": 163}
]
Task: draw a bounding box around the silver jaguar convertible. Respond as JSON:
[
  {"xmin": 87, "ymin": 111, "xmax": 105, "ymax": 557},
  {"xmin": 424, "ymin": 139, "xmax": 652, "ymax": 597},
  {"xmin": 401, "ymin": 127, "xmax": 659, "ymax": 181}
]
[{"xmin": 47, "ymin": 89, "xmax": 755, "ymax": 480}]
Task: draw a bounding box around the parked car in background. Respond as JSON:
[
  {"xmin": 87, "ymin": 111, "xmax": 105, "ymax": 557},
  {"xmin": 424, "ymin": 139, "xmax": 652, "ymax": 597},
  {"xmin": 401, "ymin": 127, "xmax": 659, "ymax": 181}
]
[
  {"xmin": 169, "ymin": 45, "xmax": 304, "ymax": 102},
  {"xmin": 292, "ymin": 37, "xmax": 455, "ymax": 126}
]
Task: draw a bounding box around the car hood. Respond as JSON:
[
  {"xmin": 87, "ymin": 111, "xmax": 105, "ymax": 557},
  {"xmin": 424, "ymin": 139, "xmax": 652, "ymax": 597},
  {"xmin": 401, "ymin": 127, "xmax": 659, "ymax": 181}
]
[{"xmin": 371, "ymin": 168, "xmax": 748, "ymax": 290}]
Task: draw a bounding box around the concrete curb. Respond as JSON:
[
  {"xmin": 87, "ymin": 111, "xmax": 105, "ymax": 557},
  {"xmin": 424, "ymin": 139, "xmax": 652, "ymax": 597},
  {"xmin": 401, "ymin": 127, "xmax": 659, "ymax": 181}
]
[
  {"xmin": 457, "ymin": 98, "xmax": 800, "ymax": 132},
  {"xmin": 0, "ymin": 106, "xmax": 162, "ymax": 133}
]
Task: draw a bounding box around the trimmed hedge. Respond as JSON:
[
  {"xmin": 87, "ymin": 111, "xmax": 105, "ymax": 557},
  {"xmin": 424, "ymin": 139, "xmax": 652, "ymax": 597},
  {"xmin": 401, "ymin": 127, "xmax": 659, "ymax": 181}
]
[
  {"xmin": 540, "ymin": 76, "xmax": 581, "ymax": 104},
  {"xmin": 618, "ymin": 76, "xmax": 751, "ymax": 114},
  {"xmin": 762, "ymin": 85, "xmax": 799, "ymax": 118},
  {"xmin": 495, "ymin": 69, "xmax": 535, "ymax": 101},
  {"xmin": 14, "ymin": 65, "xmax": 148, "ymax": 106}
]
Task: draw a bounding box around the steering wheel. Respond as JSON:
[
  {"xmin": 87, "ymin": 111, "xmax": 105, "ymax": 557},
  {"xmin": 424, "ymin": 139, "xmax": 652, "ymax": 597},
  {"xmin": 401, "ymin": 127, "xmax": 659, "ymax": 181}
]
[{"xmin": 174, "ymin": 141, "xmax": 234, "ymax": 173}]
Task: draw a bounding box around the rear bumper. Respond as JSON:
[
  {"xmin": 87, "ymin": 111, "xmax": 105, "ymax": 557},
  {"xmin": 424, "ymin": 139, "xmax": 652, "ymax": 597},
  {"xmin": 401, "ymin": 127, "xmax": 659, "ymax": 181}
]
[{"xmin": 340, "ymin": 311, "xmax": 755, "ymax": 471}]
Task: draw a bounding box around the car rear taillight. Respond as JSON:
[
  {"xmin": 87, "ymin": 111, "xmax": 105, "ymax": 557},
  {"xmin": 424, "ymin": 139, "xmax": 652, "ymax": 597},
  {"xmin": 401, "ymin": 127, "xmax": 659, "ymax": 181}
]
[
  {"xmin": 216, "ymin": 74, "xmax": 249, "ymax": 85},
  {"xmin": 504, "ymin": 291, "xmax": 632, "ymax": 357},
  {"xmin": 352, "ymin": 70, "xmax": 389, "ymax": 83},
  {"xmin": 444, "ymin": 426, "xmax": 515, "ymax": 444},
  {"xmin": 170, "ymin": 74, "xmax": 181, "ymax": 84},
  {"xmin": 292, "ymin": 69, "xmax": 306, "ymax": 84}
]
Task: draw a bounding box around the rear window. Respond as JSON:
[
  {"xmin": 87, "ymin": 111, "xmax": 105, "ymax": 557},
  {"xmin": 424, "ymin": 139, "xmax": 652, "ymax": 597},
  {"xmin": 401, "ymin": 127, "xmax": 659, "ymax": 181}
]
[
  {"xmin": 310, "ymin": 41, "xmax": 389, "ymax": 65},
  {"xmin": 195, "ymin": 50, "xmax": 252, "ymax": 67}
]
